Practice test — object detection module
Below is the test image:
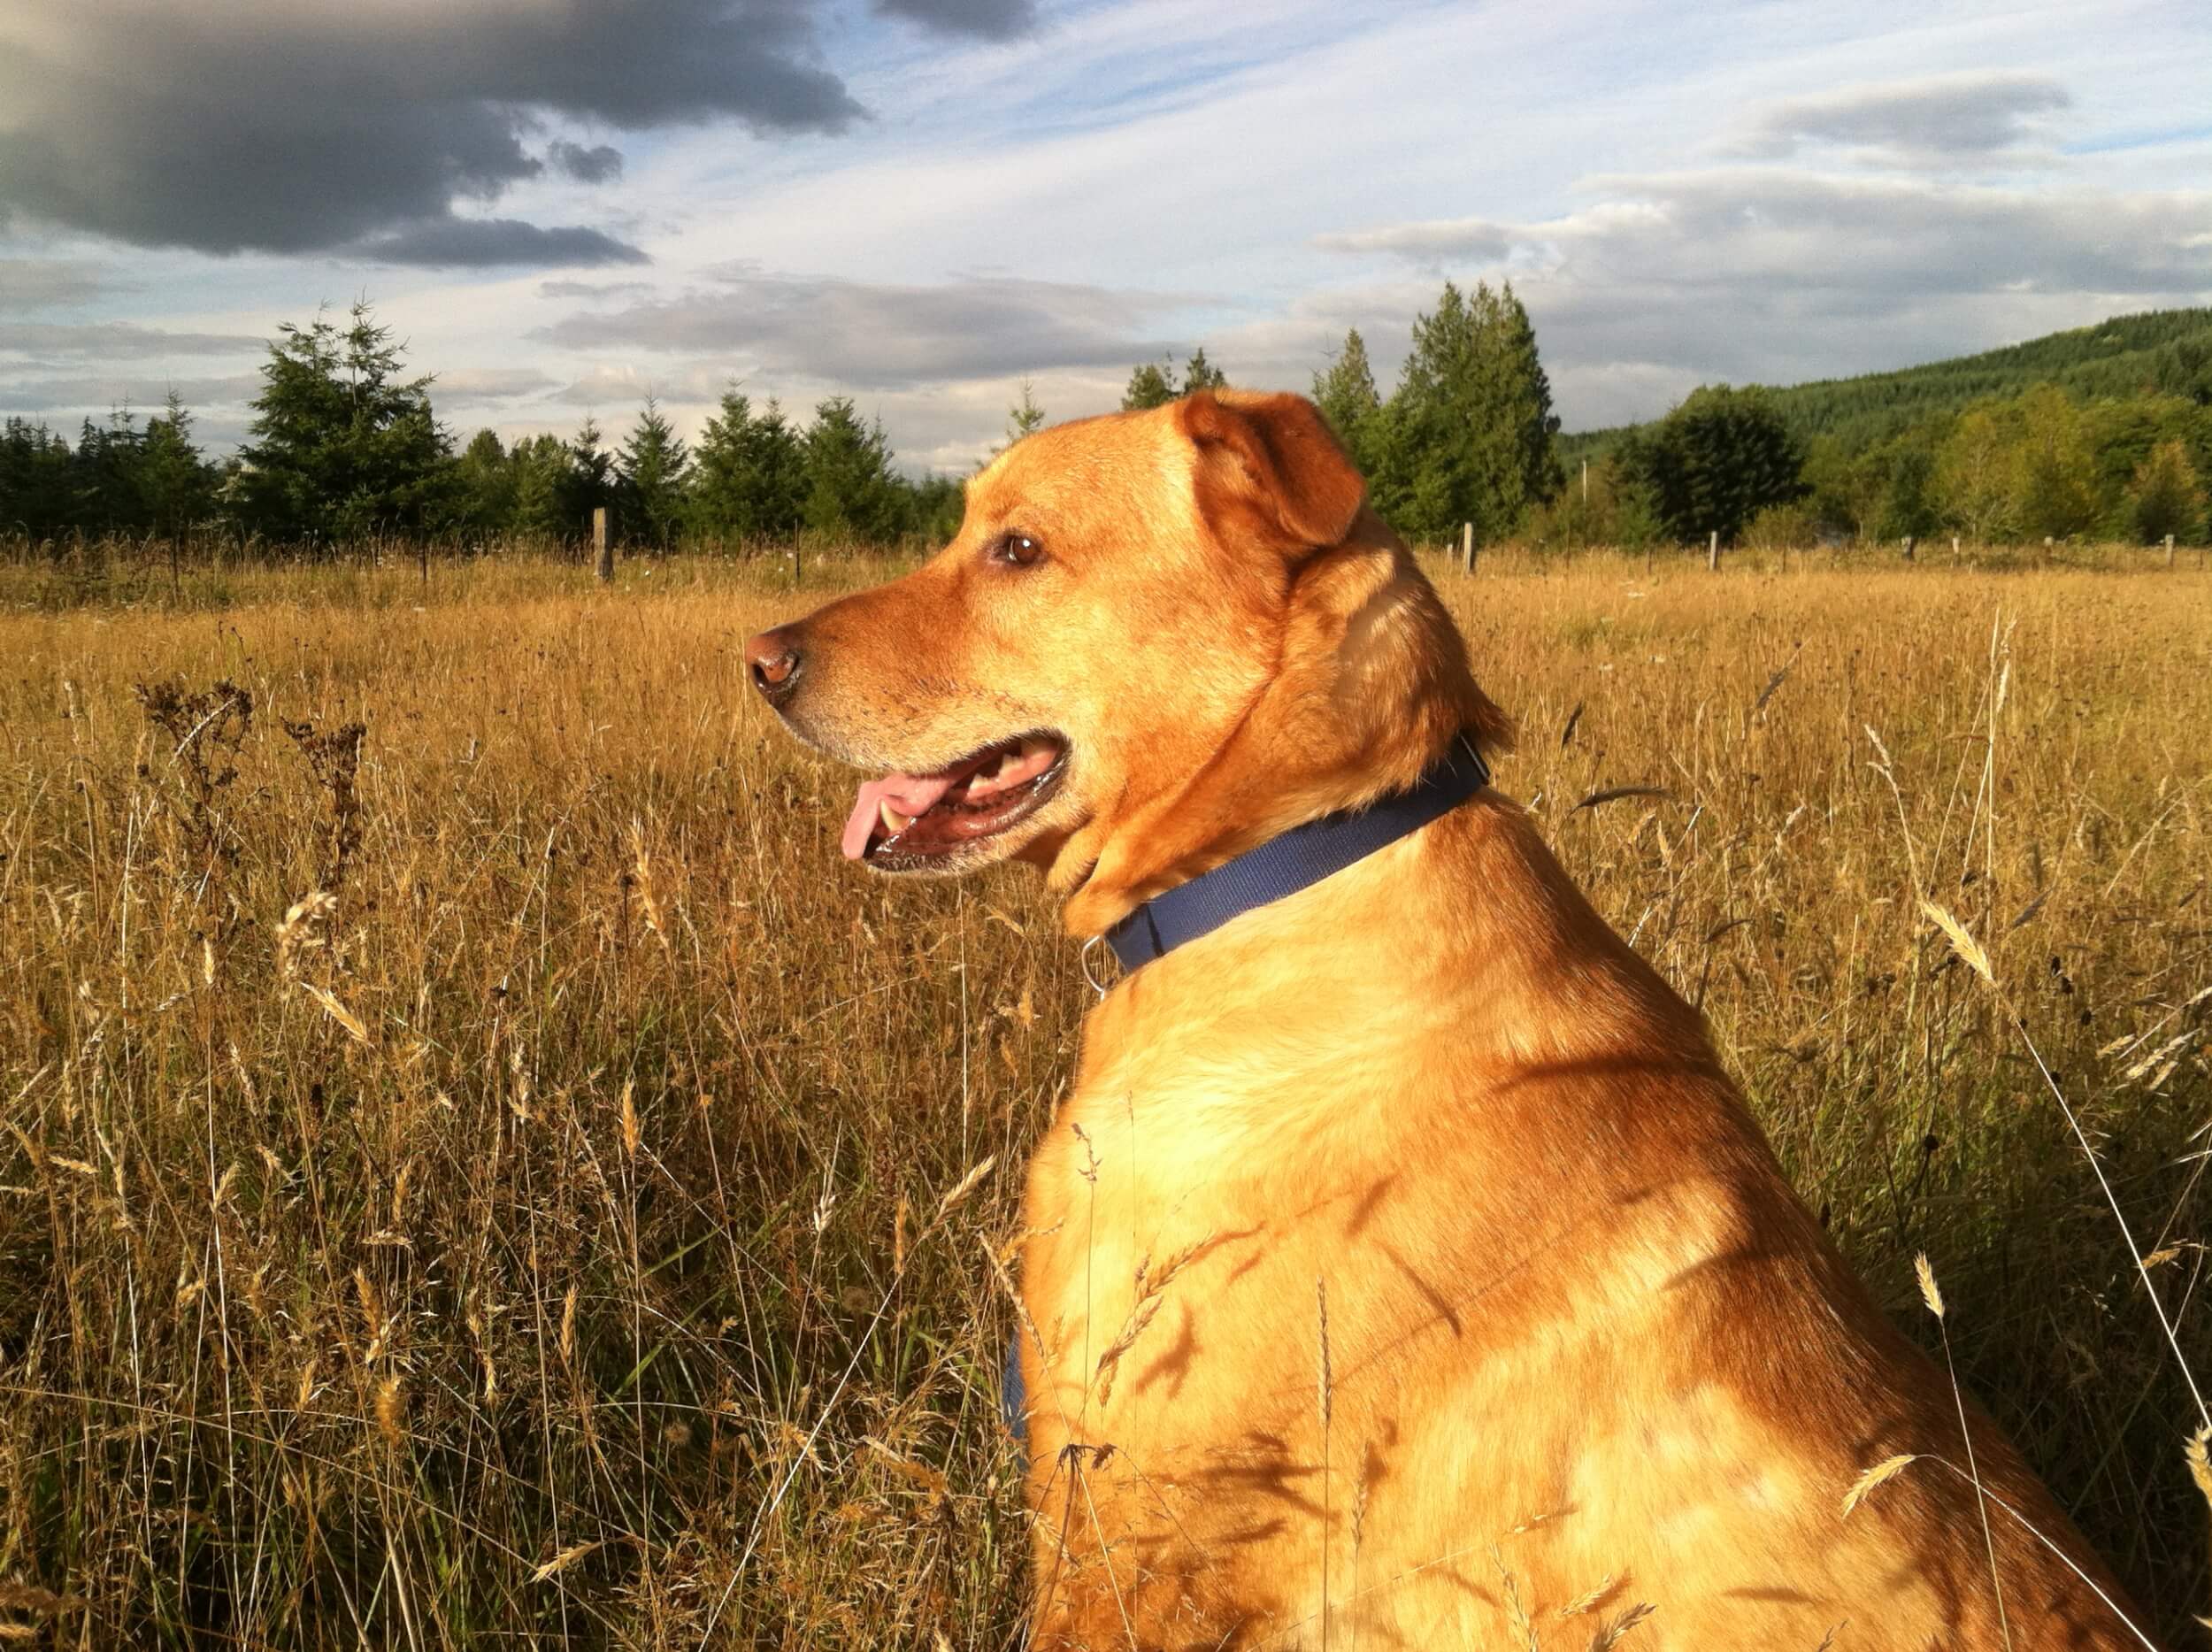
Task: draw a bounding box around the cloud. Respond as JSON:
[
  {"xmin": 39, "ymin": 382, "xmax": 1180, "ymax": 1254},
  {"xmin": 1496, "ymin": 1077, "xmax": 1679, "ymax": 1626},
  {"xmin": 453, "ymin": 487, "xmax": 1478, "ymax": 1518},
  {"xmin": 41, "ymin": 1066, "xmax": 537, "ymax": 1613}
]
[
  {"xmin": 873, "ymin": 0, "xmax": 1040, "ymax": 40},
  {"xmin": 538, "ymin": 278, "xmax": 657, "ymax": 301},
  {"xmin": 1728, "ymin": 72, "xmax": 2071, "ymax": 166},
  {"xmin": 0, "ymin": 371, "xmax": 263, "ymax": 413},
  {"xmin": 351, "ymin": 219, "xmax": 649, "ymax": 269},
  {"xmin": 550, "ymin": 364, "xmax": 745, "ymax": 408},
  {"xmin": 548, "ymin": 142, "xmax": 625, "ymax": 185},
  {"xmin": 0, "ymin": 320, "xmax": 261, "ymax": 357},
  {"xmin": 0, "ymin": 257, "xmax": 105, "ymax": 312},
  {"xmin": 1311, "ymin": 219, "xmax": 1513, "ymax": 261},
  {"xmin": 434, "ymin": 367, "xmax": 563, "ymax": 402},
  {"xmin": 540, "ymin": 266, "xmax": 1175, "ymax": 388},
  {"xmin": 0, "ymin": 1, "xmax": 863, "ymax": 264},
  {"xmin": 1318, "ymin": 169, "xmax": 2212, "ymax": 426}
]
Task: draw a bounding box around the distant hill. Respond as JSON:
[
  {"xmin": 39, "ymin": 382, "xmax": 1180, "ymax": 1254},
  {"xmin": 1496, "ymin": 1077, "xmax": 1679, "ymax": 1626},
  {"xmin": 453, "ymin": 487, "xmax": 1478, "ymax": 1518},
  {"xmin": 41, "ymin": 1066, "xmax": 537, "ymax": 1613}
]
[{"xmin": 1562, "ymin": 307, "xmax": 2212, "ymax": 461}]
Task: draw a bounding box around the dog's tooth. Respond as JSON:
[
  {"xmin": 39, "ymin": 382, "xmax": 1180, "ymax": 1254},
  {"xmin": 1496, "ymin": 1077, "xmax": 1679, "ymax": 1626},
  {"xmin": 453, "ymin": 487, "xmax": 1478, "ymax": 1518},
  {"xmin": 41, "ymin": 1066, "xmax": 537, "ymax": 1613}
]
[{"xmin": 879, "ymin": 802, "xmax": 911, "ymax": 835}]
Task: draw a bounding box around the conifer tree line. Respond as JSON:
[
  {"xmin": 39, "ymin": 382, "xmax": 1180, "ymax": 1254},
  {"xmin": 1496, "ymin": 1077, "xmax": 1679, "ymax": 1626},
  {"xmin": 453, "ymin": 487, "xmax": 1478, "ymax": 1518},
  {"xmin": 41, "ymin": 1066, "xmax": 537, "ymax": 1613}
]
[
  {"xmin": 0, "ymin": 301, "xmax": 963, "ymax": 552},
  {"xmin": 5, "ymin": 292, "xmax": 2208, "ymax": 553}
]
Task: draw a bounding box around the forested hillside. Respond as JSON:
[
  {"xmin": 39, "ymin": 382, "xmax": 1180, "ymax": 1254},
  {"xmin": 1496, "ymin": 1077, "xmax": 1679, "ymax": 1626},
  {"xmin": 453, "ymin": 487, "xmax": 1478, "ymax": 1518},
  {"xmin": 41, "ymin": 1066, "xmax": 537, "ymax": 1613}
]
[
  {"xmin": 1563, "ymin": 308, "xmax": 2212, "ymax": 461},
  {"xmin": 1536, "ymin": 309, "xmax": 2212, "ymax": 549}
]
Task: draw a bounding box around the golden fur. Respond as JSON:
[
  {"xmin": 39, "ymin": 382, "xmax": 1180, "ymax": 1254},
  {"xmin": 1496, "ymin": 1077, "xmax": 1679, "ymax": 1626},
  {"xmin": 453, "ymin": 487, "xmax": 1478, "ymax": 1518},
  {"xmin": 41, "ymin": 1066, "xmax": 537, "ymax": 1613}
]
[{"xmin": 748, "ymin": 392, "xmax": 2147, "ymax": 1647}]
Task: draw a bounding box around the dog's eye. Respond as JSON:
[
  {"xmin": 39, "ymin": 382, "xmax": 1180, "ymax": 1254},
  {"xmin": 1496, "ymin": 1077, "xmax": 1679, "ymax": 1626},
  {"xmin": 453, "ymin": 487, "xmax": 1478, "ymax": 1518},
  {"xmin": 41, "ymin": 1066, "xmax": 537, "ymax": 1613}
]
[{"xmin": 990, "ymin": 532, "xmax": 1045, "ymax": 569}]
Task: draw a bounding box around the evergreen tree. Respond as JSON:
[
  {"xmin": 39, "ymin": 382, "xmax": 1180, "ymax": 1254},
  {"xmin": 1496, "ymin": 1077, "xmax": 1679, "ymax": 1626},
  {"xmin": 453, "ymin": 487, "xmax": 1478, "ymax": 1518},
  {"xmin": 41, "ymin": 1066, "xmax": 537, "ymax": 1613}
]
[
  {"xmin": 692, "ymin": 388, "xmax": 760, "ymax": 541},
  {"xmin": 1613, "ymin": 384, "xmax": 1807, "ymax": 544},
  {"xmin": 449, "ymin": 427, "xmax": 517, "ymax": 541},
  {"xmin": 2130, "ymin": 438, "xmax": 2204, "ymax": 543},
  {"xmin": 803, "ymin": 397, "xmax": 902, "ymax": 542},
  {"xmin": 1122, "ymin": 358, "xmax": 1178, "ymax": 411},
  {"xmin": 1312, "ymin": 330, "xmax": 1382, "ymax": 447},
  {"xmin": 1375, "ymin": 280, "xmax": 1563, "ymax": 543},
  {"xmin": 238, "ymin": 299, "xmax": 449, "ymax": 541},
  {"xmin": 1004, "ymin": 378, "xmax": 1047, "ymax": 448},
  {"xmin": 746, "ymin": 400, "xmax": 809, "ymax": 541},
  {"xmin": 510, "ymin": 435, "xmax": 579, "ymax": 541},
  {"xmin": 0, "ymin": 418, "xmax": 81, "ymax": 538},
  {"xmin": 2152, "ymin": 336, "xmax": 2212, "ymax": 406},
  {"xmin": 1180, "ymin": 348, "xmax": 1227, "ymax": 395},
  {"xmin": 688, "ymin": 390, "xmax": 808, "ymax": 544},
  {"xmin": 567, "ymin": 414, "xmax": 617, "ymax": 530},
  {"xmin": 72, "ymin": 409, "xmax": 149, "ymax": 532},
  {"xmin": 1492, "ymin": 288, "xmax": 1563, "ymax": 520},
  {"xmin": 141, "ymin": 391, "xmax": 213, "ymax": 538},
  {"xmin": 903, "ymin": 473, "xmax": 966, "ymax": 542},
  {"xmin": 616, "ymin": 396, "xmax": 691, "ymax": 548}
]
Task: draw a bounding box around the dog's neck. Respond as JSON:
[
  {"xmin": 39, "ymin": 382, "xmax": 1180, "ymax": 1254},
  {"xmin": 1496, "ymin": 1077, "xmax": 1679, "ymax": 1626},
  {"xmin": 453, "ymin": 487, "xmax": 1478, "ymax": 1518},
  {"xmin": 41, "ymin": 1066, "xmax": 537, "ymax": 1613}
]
[
  {"xmin": 1075, "ymin": 790, "xmax": 1715, "ymax": 1131},
  {"xmin": 1055, "ymin": 513, "xmax": 1512, "ymax": 937},
  {"xmin": 1102, "ymin": 734, "xmax": 1490, "ymax": 970}
]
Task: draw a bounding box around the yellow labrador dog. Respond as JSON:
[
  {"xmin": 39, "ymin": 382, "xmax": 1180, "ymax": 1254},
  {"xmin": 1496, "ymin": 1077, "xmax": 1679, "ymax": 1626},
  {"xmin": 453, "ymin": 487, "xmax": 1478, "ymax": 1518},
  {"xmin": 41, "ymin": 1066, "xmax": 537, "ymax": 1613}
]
[{"xmin": 745, "ymin": 392, "xmax": 2147, "ymax": 1648}]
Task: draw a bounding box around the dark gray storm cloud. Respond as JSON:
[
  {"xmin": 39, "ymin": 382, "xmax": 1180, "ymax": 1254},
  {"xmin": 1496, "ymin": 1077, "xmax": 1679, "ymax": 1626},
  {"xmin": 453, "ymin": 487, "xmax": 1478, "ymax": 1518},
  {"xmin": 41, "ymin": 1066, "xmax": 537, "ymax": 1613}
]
[
  {"xmin": 539, "ymin": 266, "xmax": 1168, "ymax": 388},
  {"xmin": 355, "ymin": 219, "xmax": 651, "ymax": 270},
  {"xmin": 0, "ymin": 1, "xmax": 868, "ymax": 265},
  {"xmin": 549, "ymin": 142, "xmax": 626, "ymax": 185},
  {"xmin": 1731, "ymin": 72, "xmax": 2070, "ymax": 165},
  {"xmin": 875, "ymin": 0, "xmax": 1041, "ymax": 41}
]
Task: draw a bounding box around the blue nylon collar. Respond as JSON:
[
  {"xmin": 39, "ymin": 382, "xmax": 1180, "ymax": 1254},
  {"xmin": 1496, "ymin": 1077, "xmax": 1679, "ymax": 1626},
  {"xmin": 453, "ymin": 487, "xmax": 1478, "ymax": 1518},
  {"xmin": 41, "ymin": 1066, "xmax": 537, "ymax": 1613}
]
[{"xmin": 1102, "ymin": 734, "xmax": 1491, "ymax": 972}]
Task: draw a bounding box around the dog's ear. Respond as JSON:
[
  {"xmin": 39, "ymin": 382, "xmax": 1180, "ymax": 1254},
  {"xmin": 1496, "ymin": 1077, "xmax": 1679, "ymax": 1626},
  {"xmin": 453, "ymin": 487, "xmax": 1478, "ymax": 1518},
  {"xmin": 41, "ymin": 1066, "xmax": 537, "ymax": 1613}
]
[{"xmin": 1179, "ymin": 390, "xmax": 1366, "ymax": 555}]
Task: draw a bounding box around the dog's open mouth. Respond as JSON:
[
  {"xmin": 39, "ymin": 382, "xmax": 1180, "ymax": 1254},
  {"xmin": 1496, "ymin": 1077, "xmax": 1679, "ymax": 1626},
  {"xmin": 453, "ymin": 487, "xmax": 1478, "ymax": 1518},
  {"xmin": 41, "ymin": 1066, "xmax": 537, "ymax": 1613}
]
[{"xmin": 840, "ymin": 732, "xmax": 1069, "ymax": 870}]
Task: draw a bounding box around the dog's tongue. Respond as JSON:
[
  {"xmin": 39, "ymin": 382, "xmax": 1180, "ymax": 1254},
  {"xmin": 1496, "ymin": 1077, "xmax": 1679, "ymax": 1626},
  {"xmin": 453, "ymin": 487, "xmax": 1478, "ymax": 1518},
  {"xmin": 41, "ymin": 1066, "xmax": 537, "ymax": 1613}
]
[{"xmin": 841, "ymin": 771, "xmax": 959, "ymax": 860}]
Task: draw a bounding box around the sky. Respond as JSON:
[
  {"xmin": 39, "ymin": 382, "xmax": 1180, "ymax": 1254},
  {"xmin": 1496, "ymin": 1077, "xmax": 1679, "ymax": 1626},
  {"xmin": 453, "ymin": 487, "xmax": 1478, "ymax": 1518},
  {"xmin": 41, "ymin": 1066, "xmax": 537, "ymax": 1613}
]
[{"xmin": 2, "ymin": 0, "xmax": 2208, "ymax": 473}]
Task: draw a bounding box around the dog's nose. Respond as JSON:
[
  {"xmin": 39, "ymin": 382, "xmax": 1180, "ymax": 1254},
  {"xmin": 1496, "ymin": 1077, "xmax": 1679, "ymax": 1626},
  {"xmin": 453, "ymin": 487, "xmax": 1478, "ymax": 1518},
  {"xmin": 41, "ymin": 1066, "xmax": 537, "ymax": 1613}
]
[{"xmin": 744, "ymin": 626, "xmax": 805, "ymax": 702}]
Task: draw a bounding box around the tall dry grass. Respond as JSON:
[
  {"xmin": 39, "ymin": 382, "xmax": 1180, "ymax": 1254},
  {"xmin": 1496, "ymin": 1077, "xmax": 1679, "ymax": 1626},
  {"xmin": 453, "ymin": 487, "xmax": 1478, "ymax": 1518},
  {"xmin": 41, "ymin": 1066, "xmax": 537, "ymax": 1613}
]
[{"xmin": 0, "ymin": 547, "xmax": 2207, "ymax": 1644}]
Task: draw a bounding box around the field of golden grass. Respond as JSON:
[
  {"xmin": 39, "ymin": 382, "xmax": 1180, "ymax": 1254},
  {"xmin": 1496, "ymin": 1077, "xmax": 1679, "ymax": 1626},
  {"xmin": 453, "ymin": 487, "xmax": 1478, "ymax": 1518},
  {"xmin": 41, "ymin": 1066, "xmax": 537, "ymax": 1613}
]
[{"xmin": 1, "ymin": 547, "xmax": 2208, "ymax": 1645}]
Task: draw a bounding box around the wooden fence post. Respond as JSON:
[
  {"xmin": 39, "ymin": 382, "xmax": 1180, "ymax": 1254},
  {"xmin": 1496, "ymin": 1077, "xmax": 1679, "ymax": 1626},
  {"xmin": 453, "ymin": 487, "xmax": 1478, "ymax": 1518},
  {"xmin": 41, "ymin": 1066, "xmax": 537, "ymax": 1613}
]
[
  {"xmin": 1643, "ymin": 541, "xmax": 1654, "ymax": 578},
  {"xmin": 1901, "ymin": 534, "xmax": 1915, "ymax": 563},
  {"xmin": 2042, "ymin": 535, "xmax": 2054, "ymax": 568},
  {"xmin": 1951, "ymin": 535, "xmax": 1960, "ymax": 563},
  {"xmin": 2165, "ymin": 533, "xmax": 2176, "ymax": 569},
  {"xmin": 1708, "ymin": 530, "xmax": 1719, "ymax": 572},
  {"xmin": 594, "ymin": 507, "xmax": 611, "ymax": 582},
  {"xmin": 1461, "ymin": 521, "xmax": 1474, "ymax": 573},
  {"xmin": 794, "ymin": 527, "xmax": 803, "ymax": 588}
]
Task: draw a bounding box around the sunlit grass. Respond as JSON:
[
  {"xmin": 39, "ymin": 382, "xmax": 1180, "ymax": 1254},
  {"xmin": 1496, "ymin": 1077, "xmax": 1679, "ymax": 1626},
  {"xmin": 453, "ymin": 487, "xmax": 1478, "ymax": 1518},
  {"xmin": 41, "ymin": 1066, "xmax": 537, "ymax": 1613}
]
[{"xmin": 0, "ymin": 544, "xmax": 2207, "ymax": 1643}]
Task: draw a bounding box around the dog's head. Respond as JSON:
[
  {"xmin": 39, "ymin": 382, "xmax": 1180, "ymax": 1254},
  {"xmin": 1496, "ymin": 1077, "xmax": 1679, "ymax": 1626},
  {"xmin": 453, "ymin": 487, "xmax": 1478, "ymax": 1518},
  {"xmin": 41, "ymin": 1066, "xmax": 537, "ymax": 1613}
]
[{"xmin": 746, "ymin": 389, "xmax": 1507, "ymax": 934}]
